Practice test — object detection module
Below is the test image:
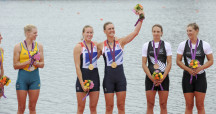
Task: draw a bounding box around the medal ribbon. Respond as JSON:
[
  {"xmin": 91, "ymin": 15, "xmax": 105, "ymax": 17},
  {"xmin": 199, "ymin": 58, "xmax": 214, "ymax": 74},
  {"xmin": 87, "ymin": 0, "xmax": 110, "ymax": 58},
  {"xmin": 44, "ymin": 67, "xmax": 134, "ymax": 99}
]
[
  {"xmin": 24, "ymin": 40, "xmax": 34, "ymax": 70},
  {"xmin": 151, "ymin": 84, "xmax": 164, "ymax": 91},
  {"xmin": 189, "ymin": 39, "xmax": 199, "ymax": 84},
  {"xmin": 152, "ymin": 41, "xmax": 164, "ymax": 91},
  {"xmin": 82, "ymin": 91, "xmax": 90, "ymax": 101},
  {"xmin": 153, "ymin": 40, "xmax": 161, "ymax": 64},
  {"xmin": 107, "ymin": 40, "xmax": 116, "ymax": 62},
  {"xmin": 1, "ymin": 87, "xmax": 6, "ymax": 98},
  {"xmin": 83, "ymin": 41, "xmax": 93, "ymax": 64}
]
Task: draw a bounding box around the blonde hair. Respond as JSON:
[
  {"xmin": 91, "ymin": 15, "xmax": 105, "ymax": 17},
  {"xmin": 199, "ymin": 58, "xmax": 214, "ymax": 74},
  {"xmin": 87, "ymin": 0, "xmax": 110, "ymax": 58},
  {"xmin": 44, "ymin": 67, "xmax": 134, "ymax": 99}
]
[
  {"xmin": 81, "ymin": 25, "xmax": 93, "ymax": 41},
  {"xmin": 24, "ymin": 24, "xmax": 37, "ymax": 36}
]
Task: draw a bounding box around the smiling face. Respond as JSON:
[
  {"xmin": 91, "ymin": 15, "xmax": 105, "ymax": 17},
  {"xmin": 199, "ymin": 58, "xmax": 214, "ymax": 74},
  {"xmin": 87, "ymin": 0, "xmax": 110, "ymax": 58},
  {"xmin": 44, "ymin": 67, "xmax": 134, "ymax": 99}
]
[
  {"xmin": 26, "ymin": 28, "xmax": 38, "ymax": 41},
  {"xmin": 83, "ymin": 27, "xmax": 93, "ymax": 42},
  {"xmin": 0, "ymin": 33, "xmax": 2, "ymax": 44},
  {"xmin": 24, "ymin": 24, "xmax": 38, "ymax": 41},
  {"xmin": 104, "ymin": 23, "xmax": 115, "ymax": 38},
  {"xmin": 152, "ymin": 26, "xmax": 163, "ymax": 40},
  {"xmin": 187, "ymin": 26, "xmax": 198, "ymax": 40}
]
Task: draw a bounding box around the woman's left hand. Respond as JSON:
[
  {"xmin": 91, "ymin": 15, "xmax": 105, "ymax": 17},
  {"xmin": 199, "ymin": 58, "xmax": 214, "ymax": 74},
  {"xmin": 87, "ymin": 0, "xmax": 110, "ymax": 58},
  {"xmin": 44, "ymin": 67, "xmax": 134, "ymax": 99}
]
[
  {"xmin": 194, "ymin": 67, "xmax": 203, "ymax": 75},
  {"xmin": 155, "ymin": 79, "xmax": 164, "ymax": 86},
  {"xmin": 137, "ymin": 10, "xmax": 144, "ymax": 15},
  {"xmin": 33, "ymin": 61, "xmax": 39, "ymax": 67}
]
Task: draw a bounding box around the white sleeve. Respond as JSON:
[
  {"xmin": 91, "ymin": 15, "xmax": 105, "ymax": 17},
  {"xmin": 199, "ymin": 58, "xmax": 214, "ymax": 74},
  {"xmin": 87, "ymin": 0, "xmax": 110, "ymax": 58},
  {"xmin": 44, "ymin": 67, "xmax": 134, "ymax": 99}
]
[
  {"xmin": 165, "ymin": 42, "xmax": 172, "ymax": 56},
  {"xmin": 142, "ymin": 42, "xmax": 149, "ymax": 57},
  {"xmin": 203, "ymin": 41, "xmax": 213, "ymax": 55},
  {"xmin": 177, "ymin": 41, "xmax": 186, "ymax": 55}
]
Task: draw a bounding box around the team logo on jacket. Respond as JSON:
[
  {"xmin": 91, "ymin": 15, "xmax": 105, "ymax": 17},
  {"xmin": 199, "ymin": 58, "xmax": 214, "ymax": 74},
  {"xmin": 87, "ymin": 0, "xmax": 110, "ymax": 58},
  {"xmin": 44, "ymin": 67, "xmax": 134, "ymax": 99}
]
[{"xmin": 150, "ymin": 56, "xmax": 166, "ymax": 72}]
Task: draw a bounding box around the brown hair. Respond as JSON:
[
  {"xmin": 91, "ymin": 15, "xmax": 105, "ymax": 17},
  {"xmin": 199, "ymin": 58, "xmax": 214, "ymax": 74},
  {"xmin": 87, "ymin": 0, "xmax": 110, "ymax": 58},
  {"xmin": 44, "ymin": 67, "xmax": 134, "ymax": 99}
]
[
  {"xmin": 81, "ymin": 25, "xmax": 93, "ymax": 40},
  {"xmin": 103, "ymin": 22, "xmax": 113, "ymax": 30},
  {"xmin": 82, "ymin": 25, "xmax": 93, "ymax": 33},
  {"xmin": 152, "ymin": 24, "xmax": 163, "ymax": 32},
  {"xmin": 187, "ymin": 23, "xmax": 199, "ymax": 31}
]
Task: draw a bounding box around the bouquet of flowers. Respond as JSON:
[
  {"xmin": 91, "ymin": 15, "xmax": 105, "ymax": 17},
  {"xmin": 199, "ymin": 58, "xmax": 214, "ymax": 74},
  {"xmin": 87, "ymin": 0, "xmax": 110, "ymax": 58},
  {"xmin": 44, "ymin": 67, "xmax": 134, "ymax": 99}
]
[
  {"xmin": 189, "ymin": 59, "xmax": 200, "ymax": 84},
  {"xmin": 152, "ymin": 70, "xmax": 164, "ymax": 90},
  {"xmin": 30, "ymin": 50, "xmax": 40, "ymax": 61},
  {"xmin": 152, "ymin": 70, "xmax": 163, "ymax": 80},
  {"xmin": 83, "ymin": 80, "xmax": 94, "ymax": 90},
  {"xmin": 82, "ymin": 80, "xmax": 94, "ymax": 101},
  {"xmin": 132, "ymin": 4, "xmax": 145, "ymax": 20},
  {"xmin": 0, "ymin": 75, "xmax": 11, "ymax": 98},
  {"xmin": 29, "ymin": 50, "xmax": 40, "ymax": 71},
  {"xmin": 189, "ymin": 59, "xmax": 200, "ymax": 69},
  {"xmin": 0, "ymin": 75, "xmax": 11, "ymax": 86}
]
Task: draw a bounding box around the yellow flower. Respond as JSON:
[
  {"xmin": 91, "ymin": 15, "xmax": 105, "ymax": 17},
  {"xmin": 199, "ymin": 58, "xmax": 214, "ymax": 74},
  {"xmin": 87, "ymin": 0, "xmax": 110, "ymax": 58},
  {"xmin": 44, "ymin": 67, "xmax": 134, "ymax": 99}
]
[
  {"xmin": 195, "ymin": 61, "xmax": 198, "ymax": 64},
  {"xmin": 9, "ymin": 80, "xmax": 11, "ymax": 83},
  {"xmin": 6, "ymin": 82, "xmax": 9, "ymax": 86},
  {"xmin": 30, "ymin": 52, "xmax": 34, "ymax": 56},
  {"xmin": 160, "ymin": 75, "xmax": 163, "ymax": 79},
  {"xmin": 192, "ymin": 66, "xmax": 196, "ymax": 68},
  {"xmin": 30, "ymin": 51, "xmax": 37, "ymax": 56},
  {"xmin": 159, "ymin": 73, "xmax": 162, "ymax": 76},
  {"xmin": 86, "ymin": 83, "xmax": 89, "ymax": 87}
]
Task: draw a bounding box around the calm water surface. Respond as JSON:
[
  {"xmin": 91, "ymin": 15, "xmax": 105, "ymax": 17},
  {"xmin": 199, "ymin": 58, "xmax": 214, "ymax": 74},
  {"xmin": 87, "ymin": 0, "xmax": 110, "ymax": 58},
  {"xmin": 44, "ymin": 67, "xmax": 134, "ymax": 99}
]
[{"xmin": 0, "ymin": 0, "xmax": 216, "ymax": 114}]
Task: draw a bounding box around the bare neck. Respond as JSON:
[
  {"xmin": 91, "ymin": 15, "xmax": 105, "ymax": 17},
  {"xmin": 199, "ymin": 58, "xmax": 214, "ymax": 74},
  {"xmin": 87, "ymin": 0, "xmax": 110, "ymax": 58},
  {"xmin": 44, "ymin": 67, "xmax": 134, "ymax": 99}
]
[
  {"xmin": 153, "ymin": 38, "xmax": 161, "ymax": 42},
  {"xmin": 84, "ymin": 39, "xmax": 91, "ymax": 45},
  {"xmin": 190, "ymin": 37, "xmax": 198, "ymax": 44},
  {"xmin": 25, "ymin": 38, "xmax": 34, "ymax": 45},
  {"xmin": 107, "ymin": 37, "xmax": 115, "ymax": 43}
]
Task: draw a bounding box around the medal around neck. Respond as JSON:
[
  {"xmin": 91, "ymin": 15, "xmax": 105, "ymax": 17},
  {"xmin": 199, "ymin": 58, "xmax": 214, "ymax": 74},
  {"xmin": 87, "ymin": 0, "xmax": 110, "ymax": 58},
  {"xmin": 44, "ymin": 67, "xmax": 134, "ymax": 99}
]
[
  {"xmin": 107, "ymin": 40, "xmax": 117, "ymax": 69},
  {"xmin": 83, "ymin": 41, "xmax": 94, "ymax": 70},
  {"xmin": 153, "ymin": 64, "xmax": 159, "ymax": 69},
  {"xmin": 153, "ymin": 40, "xmax": 161, "ymax": 70},
  {"xmin": 111, "ymin": 62, "xmax": 117, "ymax": 68},
  {"xmin": 88, "ymin": 64, "xmax": 94, "ymax": 70}
]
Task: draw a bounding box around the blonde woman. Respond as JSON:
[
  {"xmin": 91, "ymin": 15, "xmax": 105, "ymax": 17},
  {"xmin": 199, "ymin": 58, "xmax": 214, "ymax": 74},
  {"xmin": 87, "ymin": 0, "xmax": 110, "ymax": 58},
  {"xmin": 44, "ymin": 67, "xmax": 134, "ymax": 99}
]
[
  {"xmin": 13, "ymin": 25, "xmax": 44, "ymax": 114},
  {"xmin": 176, "ymin": 23, "xmax": 213, "ymax": 114},
  {"xmin": 74, "ymin": 25, "xmax": 100, "ymax": 114}
]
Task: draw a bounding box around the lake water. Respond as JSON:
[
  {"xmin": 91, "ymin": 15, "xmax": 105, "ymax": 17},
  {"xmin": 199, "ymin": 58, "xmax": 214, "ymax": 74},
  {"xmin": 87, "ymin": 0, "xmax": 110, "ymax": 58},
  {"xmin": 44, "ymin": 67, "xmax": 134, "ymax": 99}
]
[{"xmin": 0, "ymin": 0, "xmax": 216, "ymax": 114}]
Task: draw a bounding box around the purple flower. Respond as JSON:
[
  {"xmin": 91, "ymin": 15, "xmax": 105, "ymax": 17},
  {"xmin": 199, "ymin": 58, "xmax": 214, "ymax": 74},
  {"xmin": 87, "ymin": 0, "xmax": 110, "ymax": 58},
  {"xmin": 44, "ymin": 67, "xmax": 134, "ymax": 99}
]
[
  {"xmin": 89, "ymin": 81, "xmax": 94, "ymax": 89},
  {"xmin": 34, "ymin": 53, "xmax": 40, "ymax": 61}
]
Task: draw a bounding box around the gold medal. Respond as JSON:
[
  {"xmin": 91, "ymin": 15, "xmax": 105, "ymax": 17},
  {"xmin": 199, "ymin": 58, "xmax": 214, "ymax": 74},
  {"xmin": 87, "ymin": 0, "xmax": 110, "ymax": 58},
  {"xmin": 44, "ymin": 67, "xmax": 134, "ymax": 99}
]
[
  {"xmin": 111, "ymin": 62, "xmax": 117, "ymax": 68},
  {"xmin": 88, "ymin": 64, "xmax": 94, "ymax": 70},
  {"xmin": 153, "ymin": 64, "xmax": 159, "ymax": 69}
]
